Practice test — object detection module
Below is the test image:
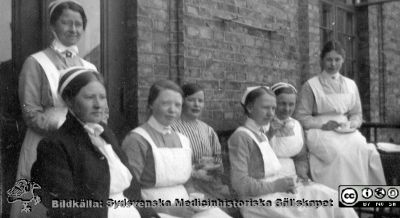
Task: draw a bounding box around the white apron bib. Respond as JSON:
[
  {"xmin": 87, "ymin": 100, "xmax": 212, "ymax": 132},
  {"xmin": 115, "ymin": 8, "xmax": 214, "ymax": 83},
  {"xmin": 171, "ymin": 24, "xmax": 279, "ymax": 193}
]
[
  {"xmin": 306, "ymin": 76, "xmax": 386, "ymax": 189},
  {"xmin": 12, "ymin": 52, "xmax": 97, "ymax": 218},
  {"xmin": 94, "ymin": 141, "xmax": 140, "ymax": 218},
  {"xmin": 236, "ymin": 127, "xmax": 282, "ymax": 180},
  {"xmin": 132, "ymin": 127, "xmax": 192, "ymax": 203},
  {"xmin": 270, "ymin": 119, "xmax": 304, "ymax": 177},
  {"xmin": 238, "ymin": 126, "xmax": 358, "ymax": 218},
  {"xmin": 16, "ymin": 51, "xmax": 97, "ymax": 180}
]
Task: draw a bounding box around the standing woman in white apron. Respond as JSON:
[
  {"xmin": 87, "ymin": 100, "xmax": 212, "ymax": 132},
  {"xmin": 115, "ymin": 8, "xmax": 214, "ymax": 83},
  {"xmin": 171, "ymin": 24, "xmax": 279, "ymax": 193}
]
[
  {"xmin": 294, "ymin": 40, "xmax": 386, "ymax": 189},
  {"xmin": 13, "ymin": 1, "xmax": 98, "ymax": 216},
  {"xmin": 228, "ymin": 86, "xmax": 358, "ymax": 218},
  {"xmin": 17, "ymin": 0, "xmax": 98, "ymax": 182},
  {"xmin": 122, "ymin": 80, "xmax": 230, "ymax": 218}
]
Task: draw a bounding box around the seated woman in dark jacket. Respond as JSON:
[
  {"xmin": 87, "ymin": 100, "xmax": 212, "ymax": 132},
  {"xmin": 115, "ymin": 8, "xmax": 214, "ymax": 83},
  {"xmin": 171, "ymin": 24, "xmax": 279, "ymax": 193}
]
[{"xmin": 31, "ymin": 67, "xmax": 158, "ymax": 218}]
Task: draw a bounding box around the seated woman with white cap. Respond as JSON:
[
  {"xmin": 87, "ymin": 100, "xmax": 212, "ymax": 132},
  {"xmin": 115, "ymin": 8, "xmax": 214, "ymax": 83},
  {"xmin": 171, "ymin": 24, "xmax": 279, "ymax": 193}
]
[
  {"xmin": 268, "ymin": 82, "xmax": 310, "ymax": 182},
  {"xmin": 31, "ymin": 67, "xmax": 158, "ymax": 218},
  {"xmin": 122, "ymin": 80, "xmax": 230, "ymax": 218},
  {"xmin": 228, "ymin": 86, "xmax": 358, "ymax": 218}
]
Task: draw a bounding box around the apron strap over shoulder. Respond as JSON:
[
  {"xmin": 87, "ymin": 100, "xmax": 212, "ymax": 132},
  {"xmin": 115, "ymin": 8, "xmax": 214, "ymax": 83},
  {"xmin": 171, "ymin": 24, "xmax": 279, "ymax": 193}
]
[{"xmin": 32, "ymin": 52, "xmax": 60, "ymax": 105}]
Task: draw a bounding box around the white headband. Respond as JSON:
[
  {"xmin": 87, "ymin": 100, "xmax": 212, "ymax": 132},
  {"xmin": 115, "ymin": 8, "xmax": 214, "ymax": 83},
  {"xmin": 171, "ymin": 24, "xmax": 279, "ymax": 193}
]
[
  {"xmin": 49, "ymin": 0, "xmax": 82, "ymax": 18},
  {"xmin": 241, "ymin": 86, "xmax": 270, "ymax": 105},
  {"xmin": 59, "ymin": 67, "xmax": 96, "ymax": 95},
  {"xmin": 271, "ymin": 82, "xmax": 297, "ymax": 94}
]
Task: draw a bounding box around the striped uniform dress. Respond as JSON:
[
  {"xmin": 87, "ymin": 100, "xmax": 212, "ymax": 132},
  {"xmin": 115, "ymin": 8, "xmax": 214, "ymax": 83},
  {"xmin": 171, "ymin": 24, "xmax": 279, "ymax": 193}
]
[{"xmin": 171, "ymin": 118, "xmax": 221, "ymax": 164}]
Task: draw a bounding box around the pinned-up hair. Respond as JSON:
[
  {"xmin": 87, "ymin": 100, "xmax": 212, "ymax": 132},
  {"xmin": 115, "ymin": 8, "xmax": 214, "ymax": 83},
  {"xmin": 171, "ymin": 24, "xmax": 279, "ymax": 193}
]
[
  {"xmin": 181, "ymin": 83, "xmax": 204, "ymax": 98},
  {"xmin": 271, "ymin": 82, "xmax": 297, "ymax": 96},
  {"xmin": 241, "ymin": 86, "xmax": 275, "ymax": 115},
  {"xmin": 59, "ymin": 67, "xmax": 103, "ymax": 101},
  {"xmin": 320, "ymin": 40, "xmax": 345, "ymax": 60},
  {"xmin": 49, "ymin": 0, "xmax": 87, "ymax": 30},
  {"xmin": 147, "ymin": 80, "xmax": 183, "ymax": 107}
]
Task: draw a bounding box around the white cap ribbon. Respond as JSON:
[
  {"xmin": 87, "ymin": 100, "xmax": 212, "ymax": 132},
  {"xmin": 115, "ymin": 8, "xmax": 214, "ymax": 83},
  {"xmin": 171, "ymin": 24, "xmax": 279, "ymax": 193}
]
[
  {"xmin": 271, "ymin": 82, "xmax": 297, "ymax": 94},
  {"xmin": 241, "ymin": 86, "xmax": 270, "ymax": 105}
]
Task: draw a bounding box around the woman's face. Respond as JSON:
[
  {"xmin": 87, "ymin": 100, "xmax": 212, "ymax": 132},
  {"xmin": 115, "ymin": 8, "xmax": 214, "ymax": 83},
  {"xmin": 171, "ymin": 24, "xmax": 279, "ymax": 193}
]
[
  {"xmin": 69, "ymin": 81, "xmax": 107, "ymax": 123},
  {"xmin": 322, "ymin": 50, "xmax": 344, "ymax": 74},
  {"xmin": 52, "ymin": 9, "xmax": 83, "ymax": 47},
  {"xmin": 182, "ymin": 91, "xmax": 204, "ymax": 119},
  {"xmin": 150, "ymin": 89, "xmax": 182, "ymax": 126},
  {"xmin": 276, "ymin": 93, "xmax": 296, "ymax": 120},
  {"xmin": 247, "ymin": 94, "xmax": 276, "ymax": 126}
]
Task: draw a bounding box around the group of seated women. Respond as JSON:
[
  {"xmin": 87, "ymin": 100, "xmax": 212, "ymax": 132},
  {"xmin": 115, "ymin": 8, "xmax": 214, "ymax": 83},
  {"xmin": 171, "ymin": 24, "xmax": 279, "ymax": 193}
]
[{"xmin": 12, "ymin": 1, "xmax": 386, "ymax": 216}]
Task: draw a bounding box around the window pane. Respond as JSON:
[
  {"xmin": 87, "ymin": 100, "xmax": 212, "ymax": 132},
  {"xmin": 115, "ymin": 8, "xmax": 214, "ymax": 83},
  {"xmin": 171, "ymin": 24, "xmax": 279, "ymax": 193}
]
[
  {"xmin": 321, "ymin": 3, "xmax": 334, "ymax": 29},
  {"xmin": 346, "ymin": 36, "xmax": 354, "ymax": 58},
  {"xmin": 0, "ymin": 0, "xmax": 11, "ymax": 62},
  {"xmin": 346, "ymin": 12, "xmax": 353, "ymax": 34},
  {"xmin": 77, "ymin": 0, "xmax": 101, "ymax": 70},
  {"xmin": 321, "ymin": 29, "xmax": 334, "ymax": 47},
  {"xmin": 337, "ymin": 9, "xmax": 346, "ymax": 34}
]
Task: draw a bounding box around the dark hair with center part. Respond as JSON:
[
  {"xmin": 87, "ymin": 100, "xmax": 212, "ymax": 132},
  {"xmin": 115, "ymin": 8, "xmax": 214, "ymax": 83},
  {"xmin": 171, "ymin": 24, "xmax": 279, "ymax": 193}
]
[
  {"xmin": 320, "ymin": 40, "xmax": 345, "ymax": 60},
  {"xmin": 50, "ymin": 1, "xmax": 87, "ymax": 30}
]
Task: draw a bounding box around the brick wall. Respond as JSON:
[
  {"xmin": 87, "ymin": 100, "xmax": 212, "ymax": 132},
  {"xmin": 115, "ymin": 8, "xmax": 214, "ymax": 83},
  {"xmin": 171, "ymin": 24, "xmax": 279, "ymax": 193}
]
[
  {"xmin": 133, "ymin": 0, "xmax": 315, "ymax": 130},
  {"xmin": 181, "ymin": 0, "xmax": 306, "ymax": 130},
  {"xmin": 382, "ymin": 2, "xmax": 400, "ymax": 124},
  {"xmin": 130, "ymin": 0, "xmax": 184, "ymax": 124},
  {"xmin": 132, "ymin": 0, "xmax": 400, "ymax": 136},
  {"xmin": 378, "ymin": 2, "xmax": 400, "ymax": 143},
  {"xmin": 358, "ymin": 2, "xmax": 400, "ymax": 143}
]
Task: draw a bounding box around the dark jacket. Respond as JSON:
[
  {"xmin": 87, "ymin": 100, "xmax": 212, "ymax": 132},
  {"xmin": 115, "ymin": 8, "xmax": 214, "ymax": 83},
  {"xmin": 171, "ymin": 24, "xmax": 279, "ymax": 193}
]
[{"xmin": 31, "ymin": 112, "xmax": 158, "ymax": 218}]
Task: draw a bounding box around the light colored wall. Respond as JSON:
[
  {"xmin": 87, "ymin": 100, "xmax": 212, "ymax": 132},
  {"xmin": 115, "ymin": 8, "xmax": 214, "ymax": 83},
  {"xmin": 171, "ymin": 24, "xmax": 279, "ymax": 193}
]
[
  {"xmin": 77, "ymin": 0, "xmax": 100, "ymax": 57},
  {"xmin": 0, "ymin": 0, "xmax": 12, "ymax": 62}
]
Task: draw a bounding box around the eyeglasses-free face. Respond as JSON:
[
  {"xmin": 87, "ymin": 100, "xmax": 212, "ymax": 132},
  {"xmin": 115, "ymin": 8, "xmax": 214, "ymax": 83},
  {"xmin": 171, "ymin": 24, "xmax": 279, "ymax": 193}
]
[
  {"xmin": 52, "ymin": 8, "xmax": 84, "ymax": 47},
  {"xmin": 247, "ymin": 94, "xmax": 276, "ymax": 126},
  {"xmin": 322, "ymin": 50, "xmax": 344, "ymax": 75},
  {"xmin": 69, "ymin": 81, "xmax": 107, "ymax": 123},
  {"xmin": 182, "ymin": 91, "xmax": 205, "ymax": 120},
  {"xmin": 276, "ymin": 93, "xmax": 296, "ymax": 120},
  {"xmin": 150, "ymin": 89, "xmax": 183, "ymax": 126}
]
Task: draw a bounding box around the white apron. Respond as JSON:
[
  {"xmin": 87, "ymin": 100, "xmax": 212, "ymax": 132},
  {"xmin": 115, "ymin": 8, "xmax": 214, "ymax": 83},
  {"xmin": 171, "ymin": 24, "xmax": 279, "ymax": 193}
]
[
  {"xmin": 238, "ymin": 127, "xmax": 358, "ymax": 218},
  {"xmin": 133, "ymin": 127, "xmax": 231, "ymax": 218},
  {"xmin": 306, "ymin": 77, "xmax": 386, "ymax": 189},
  {"xmin": 132, "ymin": 127, "xmax": 192, "ymax": 202},
  {"xmin": 11, "ymin": 52, "xmax": 96, "ymax": 218},
  {"xmin": 270, "ymin": 118, "xmax": 303, "ymax": 177},
  {"xmin": 16, "ymin": 51, "xmax": 97, "ymax": 180},
  {"xmin": 92, "ymin": 137, "xmax": 140, "ymax": 218}
]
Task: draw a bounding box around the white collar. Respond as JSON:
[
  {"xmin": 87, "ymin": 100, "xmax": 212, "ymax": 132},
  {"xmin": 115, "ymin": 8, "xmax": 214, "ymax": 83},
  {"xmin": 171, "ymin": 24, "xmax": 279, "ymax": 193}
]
[
  {"xmin": 148, "ymin": 116, "xmax": 172, "ymax": 135},
  {"xmin": 84, "ymin": 123, "xmax": 104, "ymax": 137},
  {"xmin": 321, "ymin": 70, "xmax": 340, "ymax": 80},
  {"xmin": 275, "ymin": 117, "xmax": 295, "ymax": 129},
  {"xmin": 70, "ymin": 110, "xmax": 104, "ymax": 136},
  {"xmin": 51, "ymin": 39, "xmax": 79, "ymax": 57}
]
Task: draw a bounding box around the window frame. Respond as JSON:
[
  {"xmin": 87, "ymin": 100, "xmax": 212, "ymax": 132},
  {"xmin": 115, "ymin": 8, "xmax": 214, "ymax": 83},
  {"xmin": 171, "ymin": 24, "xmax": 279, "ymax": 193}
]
[{"xmin": 319, "ymin": 0, "xmax": 358, "ymax": 81}]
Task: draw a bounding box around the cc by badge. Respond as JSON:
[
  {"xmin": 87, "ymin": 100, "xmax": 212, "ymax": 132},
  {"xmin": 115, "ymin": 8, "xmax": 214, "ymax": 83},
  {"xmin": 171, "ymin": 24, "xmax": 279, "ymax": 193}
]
[
  {"xmin": 341, "ymin": 188, "xmax": 358, "ymax": 205},
  {"xmin": 361, "ymin": 188, "xmax": 373, "ymax": 199}
]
